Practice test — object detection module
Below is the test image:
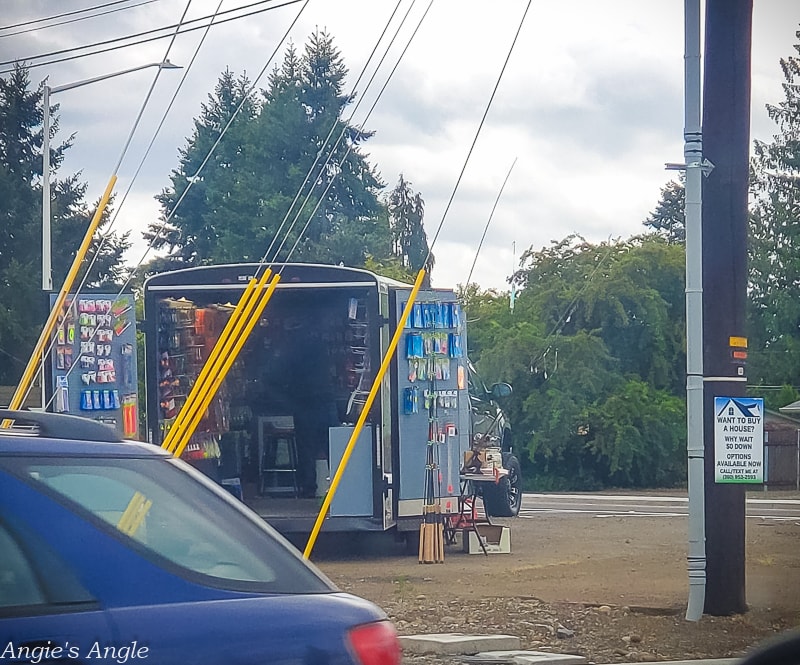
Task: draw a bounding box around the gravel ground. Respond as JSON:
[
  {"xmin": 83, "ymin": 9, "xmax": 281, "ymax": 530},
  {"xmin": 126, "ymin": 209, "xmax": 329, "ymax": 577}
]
[
  {"xmin": 385, "ymin": 596, "xmax": 794, "ymax": 664},
  {"xmin": 310, "ymin": 507, "xmax": 800, "ymax": 664}
]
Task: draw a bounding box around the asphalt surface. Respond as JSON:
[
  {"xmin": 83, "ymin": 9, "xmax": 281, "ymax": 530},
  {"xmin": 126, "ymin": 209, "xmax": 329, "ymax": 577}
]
[{"xmin": 517, "ymin": 492, "xmax": 800, "ymax": 521}]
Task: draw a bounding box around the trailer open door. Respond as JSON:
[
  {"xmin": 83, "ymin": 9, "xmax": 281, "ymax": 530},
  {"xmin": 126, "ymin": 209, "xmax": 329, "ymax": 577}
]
[{"xmin": 390, "ymin": 288, "xmax": 471, "ymax": 534}]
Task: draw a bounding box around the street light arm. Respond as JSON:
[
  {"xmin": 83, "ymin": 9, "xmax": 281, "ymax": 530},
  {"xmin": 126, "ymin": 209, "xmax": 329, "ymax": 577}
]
[
  {"xmin": 41, "ymin": 58, "xmax": 182, "ymax": 291},
  {"xmin": 49, "ymin": 60, "xmax": 180, "ymax": 94},
  {"xmin": 29, "ymin": 56, "xmax": 184, "ymax": 410}
]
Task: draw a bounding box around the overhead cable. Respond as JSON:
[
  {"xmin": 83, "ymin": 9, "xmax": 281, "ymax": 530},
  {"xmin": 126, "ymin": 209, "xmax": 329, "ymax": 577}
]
[
  {"xmin": 465, "ymin": 156, "xmax": 518, "ymax": 287},
  {"xmin": 424, "ymin": 0, "xmax": 532, "ymax": 265},
  {"xmin": 136, "ymin": 0, "xmax": 310, "ymax": 272},
  {"xmin": 0, "ymin": 0, "xmax": 301, "ymax": 71},
  {"xmin": 282, "ymin": 0, "xmax": 434, "ymax": 264},
  {"xmin": 264, "ymin": 0, "xmax": 415, "ymax": 264},
  {"xmin": 73, "ymin": 0, "xmax": 224, "ymax": 290},
  {"xmin": 0, "ymin": 0, "xmax": 162, "ymax": 38}
]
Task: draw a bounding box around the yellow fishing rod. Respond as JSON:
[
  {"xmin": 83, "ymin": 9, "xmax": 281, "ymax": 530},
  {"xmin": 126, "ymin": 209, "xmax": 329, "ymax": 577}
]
[
  {"xmin": 172, "ymin": 273, "xmax": 281, "ymax": 459},
  {"xmin": 161, "ymin": 268, "xmax": 270, "ymax": 452},
  {"xmin": 117, "ymin": 272, "xmax": 280, "ymax": 539}
]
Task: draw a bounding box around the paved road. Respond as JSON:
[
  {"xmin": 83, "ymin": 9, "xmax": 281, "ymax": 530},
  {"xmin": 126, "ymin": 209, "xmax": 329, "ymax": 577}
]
[{"xmin": 518, "ymin": 492, "xmax": 800, "ymax": 521}]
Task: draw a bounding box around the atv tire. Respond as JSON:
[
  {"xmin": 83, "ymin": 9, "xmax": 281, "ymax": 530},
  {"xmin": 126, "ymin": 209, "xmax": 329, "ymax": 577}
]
[{"xmin": 482, "ymin": 453, "xmax": 522, "ymax": 517}]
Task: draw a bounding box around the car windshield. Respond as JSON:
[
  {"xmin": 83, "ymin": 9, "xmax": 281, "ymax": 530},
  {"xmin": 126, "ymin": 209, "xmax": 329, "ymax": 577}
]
[
  {"xmin": 4, "ymin": 455, "xmax": 332, "ymax": 594},
  {"xmin": 467, "ymin": 364, "xmax": 488, "ymax": 400}
]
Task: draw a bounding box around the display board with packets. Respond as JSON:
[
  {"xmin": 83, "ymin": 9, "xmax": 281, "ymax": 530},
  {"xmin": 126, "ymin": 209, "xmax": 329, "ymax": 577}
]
[
  {"xmin": 402, "ymin": 301, "xmax": 464, "ymax": 413},
  {"xmin": 394, "ymin": 291, "xmax": 471, "ymax": 511},
  {"xmin": 49, "ymin": 293, "xmax": 139, "ymax": 439}
]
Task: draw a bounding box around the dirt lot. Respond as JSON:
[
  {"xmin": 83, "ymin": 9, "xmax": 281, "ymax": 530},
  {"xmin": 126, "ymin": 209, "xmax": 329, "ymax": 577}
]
[{"xmin": 306, "ymin": 496, "xmax": 800, "ymax": 664}]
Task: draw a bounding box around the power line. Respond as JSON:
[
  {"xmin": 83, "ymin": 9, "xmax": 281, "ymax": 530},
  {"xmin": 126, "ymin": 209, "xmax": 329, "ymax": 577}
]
[
  {"xmin": 425, "ymin": 0, "xmax": 531, "ymax": 264},
  {"xmin": 465, "ymin": 156, "xmax": 517, "ymax": 287},
  {"xmin": 70, "ymin": 0, "xmax": 224, "ymax": 307},
  {"xmin": 0, "ymin": 0, "xmax": 300, "ymax": 71},
  {"xmin": 0, "ymin": 0, "xmax": 156, "ymax": 32},
  {"xmin": 115, "ymin": 0, "xmax": 311, "ymax": 286},
  {"xmin": 34, "ymin": 1, "xmax": 196, "ymax": 412},
  {"xmin": 0, "ymin": 0, "xmax": 163, "ymax": 39}
]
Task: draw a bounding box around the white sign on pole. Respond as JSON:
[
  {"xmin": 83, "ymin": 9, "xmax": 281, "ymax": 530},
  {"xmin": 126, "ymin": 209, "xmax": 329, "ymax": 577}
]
[{"xmin": 714, "ymin": 396, "xmax": 764, "ymax": 483}]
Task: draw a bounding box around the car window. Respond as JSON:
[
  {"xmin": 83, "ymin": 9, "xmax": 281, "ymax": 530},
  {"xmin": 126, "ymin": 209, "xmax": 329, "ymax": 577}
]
[
  {"xmin": 8, "ymin": 457, "xmax": 331, "ymax": 594},
  {"xmin": 0, "ymin": 523, "xmax": 44, "ymax": 608}
]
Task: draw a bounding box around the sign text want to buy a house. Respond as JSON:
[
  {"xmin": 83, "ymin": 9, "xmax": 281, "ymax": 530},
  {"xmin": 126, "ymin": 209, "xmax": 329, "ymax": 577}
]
[{"xmin": 714, "ymin": 397, "xmax": 764, "ymax": 484}]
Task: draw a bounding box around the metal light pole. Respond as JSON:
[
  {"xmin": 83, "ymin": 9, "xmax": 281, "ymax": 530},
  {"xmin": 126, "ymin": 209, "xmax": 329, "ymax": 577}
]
[
  {"xmin": 682, "ymin": 0, "xmax": 708, "ymax": 622},
  {"xmin": 41, "ymin": 60, "xmax": 181, "ymax": 291}
]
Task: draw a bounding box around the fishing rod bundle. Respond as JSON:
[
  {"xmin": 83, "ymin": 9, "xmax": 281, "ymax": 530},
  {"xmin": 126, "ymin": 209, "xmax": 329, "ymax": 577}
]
[{"xmin": 419, "ymin": 385, "xmax": 445, "ymax": 564}]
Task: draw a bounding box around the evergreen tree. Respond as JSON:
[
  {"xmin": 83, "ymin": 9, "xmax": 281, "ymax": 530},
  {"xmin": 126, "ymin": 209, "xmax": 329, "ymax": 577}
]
[
  {"xmin": 747, "ymin": 33, "xmax": 800, "ymax": 392},
  {"xmin": 281, "ymin": 30, "xmax": 386, "ymax": 264},
  {"xmin": 148, "ymin": 69, "xmax": 258, "ymax": 265},
  {"xmin": 0, "ymin": 64, "xmax": 129, "ymax": 384},
  {"xmin": 147, "ymin": 32, "xmax": 393, "ymax": 270},
  {"xmin": 387, "ymin": 174, "xmax": 433, "ymax": 276},
  {"xmin": 643, "ymin": 176, "xmax": 685, "ymax": 243},
  {"xmin": 0, "ymin": 65, "xmax": 43, "ymax": 384}
]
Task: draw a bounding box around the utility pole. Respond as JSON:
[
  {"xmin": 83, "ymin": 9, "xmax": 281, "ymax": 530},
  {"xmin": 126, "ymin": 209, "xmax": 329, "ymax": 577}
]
[
  {"xmin": 701, "ymin": 0, "xmax": 752, "ymax": 616},
  {"xmin": 682, "ymin": 0, "xmax": 705, "ymax": 623}
]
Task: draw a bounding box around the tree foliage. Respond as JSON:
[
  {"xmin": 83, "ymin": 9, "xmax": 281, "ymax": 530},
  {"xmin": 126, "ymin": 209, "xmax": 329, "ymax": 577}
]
[
  {"xmin": 0, "ymin": 64, "xmax": 129, "ymax": 385},
  {"xmin": 468, "ymin": 236, "xmax": 688, "ymax": 490},
  {"xmin": 147, "ymin": 32, "xmax": 406, "ymax": 273},
  {"xmin": 388, "ymin": 174, "xmax": 433, "ymax": 275},
  {"xmin": 643, "ymin": 176, "xmax": 685, "ymax": 243},
  {"xmin": 747, "ymin": 37, "xmax": 800, "ymax": 392},
  {"xmin": 465, "ymin": 25, "xmax": 800, "ymax": 487}
]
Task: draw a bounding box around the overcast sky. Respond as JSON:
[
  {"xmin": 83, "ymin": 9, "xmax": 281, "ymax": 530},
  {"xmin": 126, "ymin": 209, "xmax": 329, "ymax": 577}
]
[{"xmin": 3, "ymin": 0, "xmax": 799, "ymax": 291}]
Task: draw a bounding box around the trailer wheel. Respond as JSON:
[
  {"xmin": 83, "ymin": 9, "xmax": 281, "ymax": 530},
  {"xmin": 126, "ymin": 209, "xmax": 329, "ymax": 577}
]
[{"xmin": 482, "ymin": 454, "xmax": 522, "ymax": 517}]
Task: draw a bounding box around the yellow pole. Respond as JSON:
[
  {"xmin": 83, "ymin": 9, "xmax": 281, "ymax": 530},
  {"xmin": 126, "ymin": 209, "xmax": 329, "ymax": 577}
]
[
  {"xmin": 161, "ymin": 268, "xmax": 270, "ymax": 452},
  {"xmin": 3, "ymin": 176, "xmax": 117, "ymax": 428},
  {"xmin": 172, "ymin": 273, "xmax": 282, "ymax": 459},
  {"xmin": 303, "ymin": 269, "xmax": 427, "ymax": 559},
  {"xmin": 160, "ymin": 273, "xmax": 261, "ymax": 450},
  {"xmin": 166, "ymin": 270, "xmax": 274, "ymax": 454}
]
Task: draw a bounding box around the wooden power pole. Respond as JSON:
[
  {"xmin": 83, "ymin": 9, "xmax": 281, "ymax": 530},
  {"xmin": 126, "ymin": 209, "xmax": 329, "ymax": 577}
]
[{"xmin": 701, "ymin": 0, "xmax": 752, "ymax": 616}]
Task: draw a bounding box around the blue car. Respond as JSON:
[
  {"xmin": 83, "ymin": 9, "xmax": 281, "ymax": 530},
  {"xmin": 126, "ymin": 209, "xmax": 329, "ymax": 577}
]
[{"xmin": 0, "ymin": 410, "xmax": 400, "ymax": 665}]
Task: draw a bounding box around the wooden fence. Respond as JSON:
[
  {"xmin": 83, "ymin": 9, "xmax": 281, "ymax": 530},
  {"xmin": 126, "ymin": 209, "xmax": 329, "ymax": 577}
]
[{"xmin": 764, "ymin": 427, "xmax": 800, "ymax": 491}]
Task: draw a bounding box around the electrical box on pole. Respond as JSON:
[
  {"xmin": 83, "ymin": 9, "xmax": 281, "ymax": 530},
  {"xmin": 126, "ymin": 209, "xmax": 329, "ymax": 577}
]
[{"xmin": 701, "ymin": 0, "xmax": 752, "ymax": 616}]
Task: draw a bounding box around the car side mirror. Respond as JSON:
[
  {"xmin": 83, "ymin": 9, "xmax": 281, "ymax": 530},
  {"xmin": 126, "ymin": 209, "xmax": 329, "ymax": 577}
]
[{"xmin": 490, "ymin": 382, "xmax": 512, "ymax": 399}]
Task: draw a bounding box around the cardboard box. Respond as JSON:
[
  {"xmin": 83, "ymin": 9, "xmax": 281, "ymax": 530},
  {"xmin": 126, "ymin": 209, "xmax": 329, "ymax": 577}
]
[
  {"xmin": 463, "ymin": 523, "xmax": 511, "ymax": 554},
  {"xmin": 463, "ymin": 447, "xmax": 503, "ymax": 470}
]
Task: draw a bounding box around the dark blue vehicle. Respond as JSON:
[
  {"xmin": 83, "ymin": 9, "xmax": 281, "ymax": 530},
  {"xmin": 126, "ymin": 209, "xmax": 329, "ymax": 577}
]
[{"xmin": 0, "ymin": 410, "xmax": 400, "ymax": 665}]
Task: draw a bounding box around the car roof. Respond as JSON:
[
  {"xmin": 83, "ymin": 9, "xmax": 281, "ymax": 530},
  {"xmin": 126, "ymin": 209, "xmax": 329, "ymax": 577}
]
[
  {"xmin": 0, "ymin": 411, "xmax": 169, "ymax": 458},
  {"xmin": 0, "ymin": 435, "xmax": 170, "ymax": 458}
]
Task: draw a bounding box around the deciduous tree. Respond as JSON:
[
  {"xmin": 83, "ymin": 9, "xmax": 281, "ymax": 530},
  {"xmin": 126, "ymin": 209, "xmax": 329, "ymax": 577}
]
[{"xmin": 472, "ymin": 236, "xmax": 687, "ymax": 490}]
